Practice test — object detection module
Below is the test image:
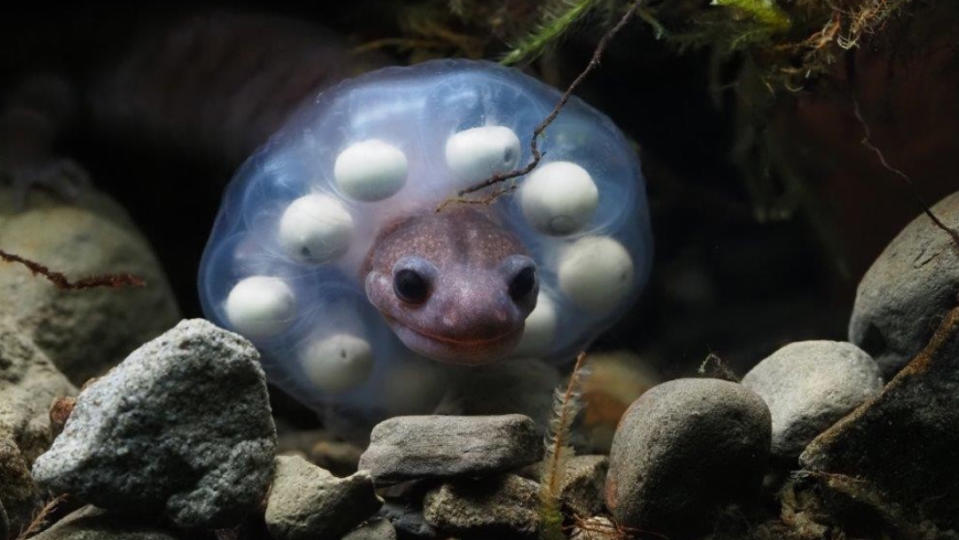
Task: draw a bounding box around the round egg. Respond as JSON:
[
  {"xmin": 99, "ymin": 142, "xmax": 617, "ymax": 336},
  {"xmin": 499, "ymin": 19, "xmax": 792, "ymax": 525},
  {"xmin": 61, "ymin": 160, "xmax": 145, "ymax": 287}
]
[
  {"xmin": 558, "ymin": 236, "xmax": 635, "ymax": 314},
  {"xmin": 445, "ymin": 126, "xmax": 521, "ymax": 186},
  {"xmin": 334, "ymin": 140, "xmax": 407, "ymax": 201},
  {"xmin": 513, "ymin": 291, "xmax": 559, "ymax": 356},
  {"xmin": 302, "ymin": 334, "xmax": 375, "ymax": 393},
  {"xmin": 224, "ymin": 276, "xmax": 296, "ymax": 338},
  {"xmin": 520, "ymin": 161, "xmax": 599, "ymax": 235},
  {"xmin": 277, "ymin": 194, "xmax": 353, "ymax": 263}
]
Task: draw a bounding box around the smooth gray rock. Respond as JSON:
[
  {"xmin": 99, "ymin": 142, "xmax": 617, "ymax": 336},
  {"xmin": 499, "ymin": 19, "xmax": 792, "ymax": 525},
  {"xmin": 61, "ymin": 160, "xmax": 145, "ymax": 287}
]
[
  {"xmin": 31, "ymin": 319, "xmax": 276, "ymax": 529},
  {"xmin": 742, "ymin": 340, "xmax": 883, "ymax": 458},
  {"xmin": 0, "ymin": 186, "xmax": 180, "ymax": 385},
  {"xmin": 28, "ymin": 505, "xmax": 178, "ymax": 540},
  {"xmin": 557, "ymin": 455, "xmax": 609, "ymax": 517},
  {"xmin": 358, "ymin": 414, "xmax": 542, "ymax": 484},
  {"xmin": 264, "ymin": 455, "xmax": 381, "ymax": 540},
  {"xmin": 423, "ymin": 474, "xmax": 540, "ymax": 537},
  {"xmin": 849, "ymin": 191, "xmax": 959, "ymax": 378},
  {"xmin": 605, "ymin": 378, "xmax": 771, "ymax": 537},
  {"xmin": 343, "ymin": 518, "xmax": 397, "ymax": 540},
  {"xmin": 0, "ymin": 317, "xmax": 76, "ymax": 464}
]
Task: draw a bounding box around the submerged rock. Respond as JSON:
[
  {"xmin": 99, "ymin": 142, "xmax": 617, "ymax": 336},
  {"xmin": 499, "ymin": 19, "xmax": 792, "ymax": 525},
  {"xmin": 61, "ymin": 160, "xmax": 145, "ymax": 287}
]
[
  {"xmin": 0, "ymin": 316, "xmax": 76, "ymax": 464},
  {"xmin": 605, "ymin": 378, "xmax": 771, "ymax": 537},
  {"xmin": 0, "ymin": 186, "xmax": 180, "ymax": 385},
  {"xmin": 343, "ymin": 518, "xmax": 397, "ymax": 540},
  {"xmin": 423, "ymin": 474, "xmax": 540, "ymax": 538},
  {"xmin": 31, "ymin": 319, "xmax": 276, "ymax": 529},
  {"xmin": 849, "ymin": 190, "xmax": 959, "ymax": 378},
  {"xmin": 556, "ymin": 455, "xmax": 609, "ymax": 517},
  {"xmin": 0, "ymin": 433, "xmax": 39, "ymax": 537},
  {"xmin": 742, "ymin": 340, "xmax": 882, "ymax": 459},
  {"xmin": 264, "ymin": 455, "xmax": 381, "ymax": 540},
  {"xmin": 27, "ymin": 505, "xmax": 179, "ymax": 540},
  {"xmin": 800, "ymin": 305, "xmax": 959, "ymax": 530},
  {"xmin": 358, "ymin": 414, "xmax": 542, "ymax": 484},
  {"xmin": 378, "ymin": 501, "xmax": 437, "ymax": 539}
]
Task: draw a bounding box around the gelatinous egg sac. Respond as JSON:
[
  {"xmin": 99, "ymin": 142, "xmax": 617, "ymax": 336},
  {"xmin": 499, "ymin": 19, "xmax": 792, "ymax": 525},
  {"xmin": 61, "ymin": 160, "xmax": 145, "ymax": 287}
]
[{"xmin": 198, "ymin": 59, "xmax": 653, "ymax": 415}]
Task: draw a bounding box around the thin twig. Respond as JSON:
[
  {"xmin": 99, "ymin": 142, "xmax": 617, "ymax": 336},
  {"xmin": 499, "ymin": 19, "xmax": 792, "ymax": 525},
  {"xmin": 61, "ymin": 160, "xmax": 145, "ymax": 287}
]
[
  {"xmin": 16, "ymin": 494, "xmax": 68, "ymax": 540},
  {"xmin": 851, "ymin": 97, "xmax": 959, "ymax": 251},
  {"xmin": 0, "ymin": 249, "xmax": 145, "ymax": 289},
  {"xmin": 440, "ymin": 0, "xmax": 645, "ymax": 210}
]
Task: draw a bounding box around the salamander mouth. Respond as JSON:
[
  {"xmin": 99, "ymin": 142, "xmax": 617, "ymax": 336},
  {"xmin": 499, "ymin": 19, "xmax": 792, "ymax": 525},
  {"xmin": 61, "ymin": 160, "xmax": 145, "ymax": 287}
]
[{"xmin": 384, "ymin": 316, "xmax": 523, "ymax": 365}]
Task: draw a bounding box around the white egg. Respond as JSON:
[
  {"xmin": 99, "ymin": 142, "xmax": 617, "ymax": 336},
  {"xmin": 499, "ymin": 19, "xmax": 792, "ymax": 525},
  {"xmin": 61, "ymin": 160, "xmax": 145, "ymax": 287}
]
[
  {"xmin": 513, "ymin": 292, "xmax": 558, "ymax": 356},
  {"xmin": 558, "ymin": 236, "xmax": 634, "ymax": 314},
  {"xmin": 278, "ymin": 194, "xmax": 353, "ymax": 263},
  {"xmin": 334, "ymin": 140, "xmax": 407, "ymax": 201},
  {"xmin": 301, "ymin": 334, "xmax": 374, "ymax": 393},
  {"xmin": 445, "ymin": 126, "xmax": 521, "ymax": 186},
  {"xmin": 520, "ymin": 161, "xmax": 599, "ymax": 235},
  {"xmin": 224, "ymin": 276, "xmax": 296, "ymax": 338}
]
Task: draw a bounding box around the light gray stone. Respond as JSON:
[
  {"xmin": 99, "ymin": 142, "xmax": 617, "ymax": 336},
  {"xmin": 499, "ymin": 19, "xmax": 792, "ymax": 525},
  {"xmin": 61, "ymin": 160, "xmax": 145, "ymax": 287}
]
[
  {"xmin": 27, "ymin": 505, "xmax": 178, "ymax": 540},
  {"xmin": 31, "ymin": 319, "xmax": 276, "ymax": 529},
  {"xmin": 0, "ymin": 317, "xmax": 76, "ymax": 464},
  {"xmin": 742, "ymin": 340, "xmax": 883, "ymax": 458},
  {"xmin": 423, "ymin": 474, "xmax": 540, "ymax": 537},
  {"xmin": 849, "ymin": 190, "xmax": 959, "ymax": 378},
  {"xmin": 359, "ymin": 414, "xmax": 542, "ymax": 484},
  {"xmin": 343, "ymin": 518, "xmax": 397, "ymax": 540},
  {"xmin": 605, "ymin": 378, "xmax": 771, "ymax": 538},
  {"xmin": 0, "ymin": 186, "xmax": 180, "ymax": 385},
  {"xmin": 557, "ymin": 455, "xmax": 609, "ymax": 517},
  {"xmin": 264, "ymin": 455, "xmax": 381, "ymax": 540}
]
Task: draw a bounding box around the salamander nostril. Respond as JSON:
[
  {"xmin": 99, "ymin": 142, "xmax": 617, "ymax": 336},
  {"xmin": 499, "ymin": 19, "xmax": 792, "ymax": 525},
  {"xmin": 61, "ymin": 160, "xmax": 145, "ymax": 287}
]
[
  {"xmin": 509, "ymin": 266, "xmax": 537, "ymax": 302},
  {"xmin": 394, "ymin": 268, "xmax": 430, "ymax": 304}
]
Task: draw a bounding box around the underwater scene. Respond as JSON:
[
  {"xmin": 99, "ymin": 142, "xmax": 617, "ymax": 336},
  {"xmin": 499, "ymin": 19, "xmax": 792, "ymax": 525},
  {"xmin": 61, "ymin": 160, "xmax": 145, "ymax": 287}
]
[{"xmin": 0, "ymin": 2, "xmax": 957, "ymax": 539}]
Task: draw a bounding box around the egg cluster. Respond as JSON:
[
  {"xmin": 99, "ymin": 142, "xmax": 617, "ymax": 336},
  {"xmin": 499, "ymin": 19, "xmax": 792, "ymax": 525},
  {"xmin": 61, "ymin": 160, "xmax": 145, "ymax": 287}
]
[{"xmin": 198, "ymin": 60, "xmax": 653, "ymax": 416}]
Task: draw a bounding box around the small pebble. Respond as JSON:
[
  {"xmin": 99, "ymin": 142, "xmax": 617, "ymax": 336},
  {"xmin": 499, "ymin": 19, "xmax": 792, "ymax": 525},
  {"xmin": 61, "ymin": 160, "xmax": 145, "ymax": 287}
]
[
  {"xmin": 27, "ymin": 505, "xmax": 179, "ymax": 540},
  {"xmin": 558, "ymin": 236, "xmax": 634, "ymax": 314},
  {"xmin": 334, "ymin": 140, "xmax": 407, "ymax": 201},
  {"xmin": 557, "ymin": 455, "xmax": 609, "ymax": 517},
  {"xmin": 265, "ymin": 455, "xmax": 382, "ymax": 540},
  {"xmin": 343, "ymin": 518, "xmax": 397, "ymax": 540},
  {"xmin": 606, "ymin": 378, "xmax": 771, "ymax": 537},
  {"xmin": 224, "ymin": 275, "xmax": 296, "ymax": 338},
  {"xmin": 301, "ymin": 333, "xmax": 374, "ymax": 393},
  {"xmin": 358, "ymin": 414, "xmax": 542, "ymax": 484},
  {"xmin": 423, "ymin": 474, "xmax": 540, "ymax": 537},
  {"xmin": 278, "ymin": 193, "xmax": 354, "ymax": 263},
  {"xmin": 520, "ymin": 161, "xmax": 598, "ymax": 235},
  {"xmin": 742, "ymin": 340, "xmax": 883, "ymax": 458}
]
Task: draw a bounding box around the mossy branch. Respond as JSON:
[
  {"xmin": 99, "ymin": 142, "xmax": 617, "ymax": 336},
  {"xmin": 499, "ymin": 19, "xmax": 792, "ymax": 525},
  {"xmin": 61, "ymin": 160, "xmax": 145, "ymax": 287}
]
[{"xmin": 501, "ymin": 0, "xmax": 603, "ymax": 66}]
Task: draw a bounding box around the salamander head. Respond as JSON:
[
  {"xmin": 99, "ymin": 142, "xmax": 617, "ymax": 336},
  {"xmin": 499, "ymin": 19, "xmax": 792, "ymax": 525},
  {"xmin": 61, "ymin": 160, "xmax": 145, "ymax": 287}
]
[{"xmin": 364, "ymin": 206, "xmax": 537, "ymax": 365}]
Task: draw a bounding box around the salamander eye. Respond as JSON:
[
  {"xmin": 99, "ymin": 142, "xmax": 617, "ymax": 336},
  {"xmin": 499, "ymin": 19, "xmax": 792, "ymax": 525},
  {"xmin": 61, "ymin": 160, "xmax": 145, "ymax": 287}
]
[
  {"xmin": 509, "ymin": 265, "xmax": 537, "ymax": 302},
  {"xmin": 392, "ymin": 256, "xmax": 436, "ymax": 305}
]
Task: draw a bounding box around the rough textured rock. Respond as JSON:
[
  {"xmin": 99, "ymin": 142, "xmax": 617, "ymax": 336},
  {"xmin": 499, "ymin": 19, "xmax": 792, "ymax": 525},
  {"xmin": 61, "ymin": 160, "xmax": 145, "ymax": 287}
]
[
  {"xmin": 31, "ymin": 319, "xmax": 276, "ymax": 529},
  {"xmin": 264, "ymin": 455, "xmax": 381, "ymax": 540},
  {"xmin": 0, "ymin": 186, "xmax": 180, "ymax": 385},
  {"xmin": 849, "ymin": 190, "xmax": 959, "ymax": 378},
  {"xmin": 569, "ymin": 516, "xmax": 618, "ymax": 540},
  {"xmin": 0, "ymin": 433, "xmax": 41, "ymax": 535},
  {"xmin": 358, "ymin": 414, "xmax": 542, "ymax": 484},
  {"xmin": 28, "ymin": 505, "xmax": 178, "ymax": 540},
  {"xmin": 800, "ymin": 305, "xmax": 959, "ymax": 530},
  {"xmin": 605, "ymin": 378, "xmax": 771, "ymax": 537},
  {"xmin": 0, "ymin": 496, "xmax": 8, "ymax": 540},
  {"xmin": 423, "ymin": 474, "xmax": 540, "ymax": 538},
  {"xmin": 343, "ymin": 518, "xmax": 397, "ymax": 540},
  {"xmin": 742, "ymin": 341, "xmax": 883, "ymax": 458},
  {"xmin": 0, "ymin": 317, "xmax": 76, "ymax": 463},
  {"xmin": 557, "ymin": 455, "xmax": 609, "ymax": 517}
]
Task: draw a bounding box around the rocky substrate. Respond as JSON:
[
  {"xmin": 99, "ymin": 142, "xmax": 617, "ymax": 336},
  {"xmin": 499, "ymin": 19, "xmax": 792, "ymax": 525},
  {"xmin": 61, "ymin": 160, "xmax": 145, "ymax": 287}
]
[{"xmin": 1, "ymin": 187, "xmax": 959, "ymax": 539}]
